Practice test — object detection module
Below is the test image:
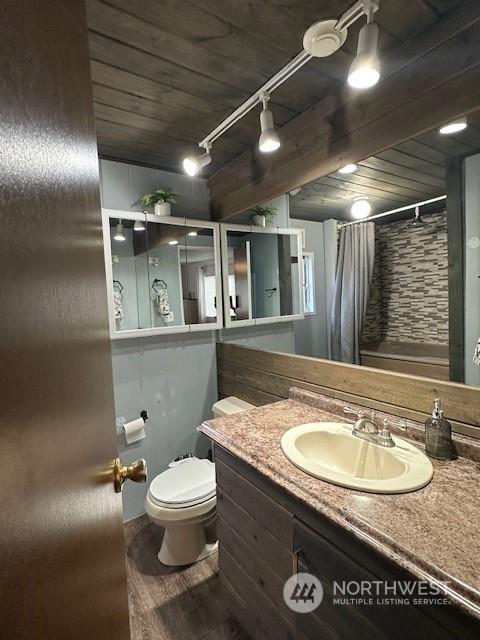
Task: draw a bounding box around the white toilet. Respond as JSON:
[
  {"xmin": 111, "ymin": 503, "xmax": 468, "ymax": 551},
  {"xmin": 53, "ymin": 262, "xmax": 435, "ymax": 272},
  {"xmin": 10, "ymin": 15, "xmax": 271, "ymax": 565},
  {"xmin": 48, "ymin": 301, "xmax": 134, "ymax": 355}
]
[{"xmin": 144, "ymin": 396, "xmax": 254, "ymax": 566}]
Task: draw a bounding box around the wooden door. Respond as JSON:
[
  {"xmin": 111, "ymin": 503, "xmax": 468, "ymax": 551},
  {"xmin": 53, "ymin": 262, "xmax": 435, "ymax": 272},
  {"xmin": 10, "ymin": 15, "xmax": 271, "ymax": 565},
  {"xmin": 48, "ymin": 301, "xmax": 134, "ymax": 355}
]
[{"xmin": 0, "ymin": 1, "xmax": 130, "ymax": 638}]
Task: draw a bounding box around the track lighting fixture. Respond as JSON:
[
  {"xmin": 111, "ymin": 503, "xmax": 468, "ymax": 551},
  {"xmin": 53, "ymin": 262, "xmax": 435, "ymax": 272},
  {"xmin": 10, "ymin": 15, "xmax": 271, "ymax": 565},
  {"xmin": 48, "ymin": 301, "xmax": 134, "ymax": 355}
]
[
  {"xmin": 258, "ymin": 92, "xmax": 281, "ymax": 153},
  {"xmin": 351, "ymin": 196, "xmax": 371, "ymax": 219},
  {"xmin": 339, "ymin": 163, "xmax": 358, "ymax": 174},
  {"xmin": 439, "ymin": 117, "xmax": 467, "ymax": 135},
  {"xmin": 183, "ymin": 143, "xmax": 212, "ymax": 177},
  {"xmin": 134, "ymin": 220, "xmax": 145, "ymax": 231},
  {"xmin": 114, "ymin": 220, "xmax": 126, "ymax": 242},
  {"xmin": 183, "ymin": 1, "xmax": 381, "ymax": 175},
  {"xmin": 348, "ymin": 3, "xmax": 381, "ymax": 89}
]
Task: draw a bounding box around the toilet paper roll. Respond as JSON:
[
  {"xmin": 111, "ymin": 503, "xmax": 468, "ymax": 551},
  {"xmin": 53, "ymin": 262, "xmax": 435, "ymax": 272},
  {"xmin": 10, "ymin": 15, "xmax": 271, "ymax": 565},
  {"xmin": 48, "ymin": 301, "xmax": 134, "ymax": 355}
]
[{"xmin": 123, "ymin": 417, "xmax": 146, "ymax": 444}]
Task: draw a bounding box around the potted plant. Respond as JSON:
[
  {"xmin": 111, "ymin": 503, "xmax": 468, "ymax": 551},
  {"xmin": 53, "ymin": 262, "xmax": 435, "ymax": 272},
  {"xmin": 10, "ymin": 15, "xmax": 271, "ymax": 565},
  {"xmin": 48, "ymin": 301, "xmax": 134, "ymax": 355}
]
[
  {"xmin": 140, "ymin": 187, "xmax": 177, "ymax": 216},
  {"xmin": 251, "ymin": 205, "xmax": 277, "ymax": 227}
]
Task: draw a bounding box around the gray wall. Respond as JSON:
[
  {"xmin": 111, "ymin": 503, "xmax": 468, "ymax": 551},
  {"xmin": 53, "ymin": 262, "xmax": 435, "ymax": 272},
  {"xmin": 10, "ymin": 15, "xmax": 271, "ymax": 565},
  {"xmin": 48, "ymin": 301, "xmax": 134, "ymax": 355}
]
[
  {"xmin": 290, "ymin": 218, "xmax": 338, "ymax": 359},
  {"xmin": 464, "ymin": 155, "xmax": 480, "ymax": 386},
  {"xmin": 101, "ymin": 159, "xmax": 295, "ymax": 521}
]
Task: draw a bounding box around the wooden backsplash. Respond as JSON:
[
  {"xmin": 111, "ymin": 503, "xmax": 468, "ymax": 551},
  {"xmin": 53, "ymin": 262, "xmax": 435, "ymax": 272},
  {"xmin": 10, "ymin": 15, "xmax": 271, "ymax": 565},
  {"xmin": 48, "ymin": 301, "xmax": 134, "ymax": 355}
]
[{"xmin": 217, "ymin": 343, "xmax": 480, "ymax": 438}]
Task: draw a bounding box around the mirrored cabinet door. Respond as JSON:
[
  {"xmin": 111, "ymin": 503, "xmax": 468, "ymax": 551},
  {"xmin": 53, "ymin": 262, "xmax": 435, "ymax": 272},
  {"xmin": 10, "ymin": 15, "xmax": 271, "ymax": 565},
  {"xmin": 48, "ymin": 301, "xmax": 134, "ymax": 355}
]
[
  {"xmin": 182, "ymin": 221, "xmax": 223, "ymax": 331},
  {"xmin": 103, "ymin": 210, "xmax": 223, "ymax": 338},
  {"xmin": 145, "ymin": 217, "xmax": 189, "ymax": 332},
  {"xmin": 108, "ymin": 214, "xmax": 151, "ymax": 332},
  {"xmin": 221, "ymin": 225, "xmax": 304, "ymax": 327},
  {"xmin": 221, "ymin": 227, "xmax": 254, "ymax": 328}
]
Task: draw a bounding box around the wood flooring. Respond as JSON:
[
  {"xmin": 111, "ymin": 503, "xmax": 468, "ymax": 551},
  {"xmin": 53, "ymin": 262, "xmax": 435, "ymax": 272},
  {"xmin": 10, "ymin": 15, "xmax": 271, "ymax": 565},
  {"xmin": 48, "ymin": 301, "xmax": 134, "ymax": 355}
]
[{"xmin": 124, "ymin": 515, "xmax": 249, "ymax": 640}]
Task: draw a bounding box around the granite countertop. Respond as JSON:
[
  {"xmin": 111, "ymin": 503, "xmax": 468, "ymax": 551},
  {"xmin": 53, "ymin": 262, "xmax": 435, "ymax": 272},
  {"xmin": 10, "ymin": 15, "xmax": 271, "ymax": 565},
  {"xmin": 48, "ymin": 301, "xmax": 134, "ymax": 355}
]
[{"xmin": 198, "ymin": 390, "xmax": 480, "ymax": 619}]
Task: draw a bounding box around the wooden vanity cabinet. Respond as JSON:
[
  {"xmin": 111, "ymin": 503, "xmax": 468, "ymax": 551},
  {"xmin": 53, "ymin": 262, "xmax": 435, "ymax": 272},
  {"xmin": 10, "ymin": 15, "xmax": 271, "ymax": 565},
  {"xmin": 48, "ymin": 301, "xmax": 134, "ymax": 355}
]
[{"xmin": 214, "ymin": 446, "xmax": 479, "ymax": 640}]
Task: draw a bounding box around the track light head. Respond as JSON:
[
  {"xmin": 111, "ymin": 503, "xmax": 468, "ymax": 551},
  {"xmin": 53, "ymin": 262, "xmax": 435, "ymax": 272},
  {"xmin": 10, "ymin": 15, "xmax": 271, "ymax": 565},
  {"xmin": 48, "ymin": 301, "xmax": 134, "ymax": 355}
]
[
  {"xmin": 351, "ymin": 196, "xmax": 371, "ymax": 219},
  {"xmin": 348, "ymin": 21, "xmax": 380, "ymax": 89},
  {"xmin": 114, "ymin": 220, "xmax": 126, "ymax": 242},
  {"xmin": 258, "ymin": 92, "xmax": 281, "ymax": 153},
  {"xmin": 183, "ymin": 144, "xmax": 212, "ymax": 177},
  {"xmin": 134, "ymin": 220, "xmax": 145, "ymax": 231}
]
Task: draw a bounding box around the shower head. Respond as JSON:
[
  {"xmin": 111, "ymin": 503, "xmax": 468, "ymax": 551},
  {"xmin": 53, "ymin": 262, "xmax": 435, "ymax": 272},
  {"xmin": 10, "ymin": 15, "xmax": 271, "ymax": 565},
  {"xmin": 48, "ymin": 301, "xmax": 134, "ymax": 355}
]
[{"xmin": 409, "ymin": 206, "xmax": 426, "ymax": 227}]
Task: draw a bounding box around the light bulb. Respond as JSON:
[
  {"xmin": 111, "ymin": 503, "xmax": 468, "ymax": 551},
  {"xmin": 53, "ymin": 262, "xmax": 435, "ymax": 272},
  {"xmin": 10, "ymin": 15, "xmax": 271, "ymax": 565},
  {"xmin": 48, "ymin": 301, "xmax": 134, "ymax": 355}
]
[
  {"xmin": 168, "ymin": 240, "xmax": 178, "ymax": 246},
  {"xmin": 134, "ymin": 220, "xmax": 145, "ymax": 231},
  {"xmin": 339, "ymin": 163, "xmax": 358, "ymax": 174},
  {"xmin": 188, "ymin": 231, "xmax": 198, "ymax": 237},
  {"xmin": 114, "ymin": 221, "xmax": 126, "ymax": 242},
  {"xmin": 348, "ymin": 22, "xmax": 380, "ymax": 89},
  {"xmin": 439, "ymin": 118, "xmax": 467, "ymax": 135},
  {"xmin": 351, "ymin": 196, "xmax": 371, "ymax": 219},
  {"xmin": 259, "ymin": 99, "xmax": 280, "ymax": 153},
  {"xmin": 182, "ymin": 150, "xmax": 212, "ymax": 176}
]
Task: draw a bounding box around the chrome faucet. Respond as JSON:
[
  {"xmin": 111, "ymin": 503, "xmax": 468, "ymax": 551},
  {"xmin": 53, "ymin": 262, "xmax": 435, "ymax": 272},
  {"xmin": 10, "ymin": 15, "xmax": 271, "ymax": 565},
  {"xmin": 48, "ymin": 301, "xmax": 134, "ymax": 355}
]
[{"xmin": 344, "ymin": 407, "xmax": 407, "ymax": 448}]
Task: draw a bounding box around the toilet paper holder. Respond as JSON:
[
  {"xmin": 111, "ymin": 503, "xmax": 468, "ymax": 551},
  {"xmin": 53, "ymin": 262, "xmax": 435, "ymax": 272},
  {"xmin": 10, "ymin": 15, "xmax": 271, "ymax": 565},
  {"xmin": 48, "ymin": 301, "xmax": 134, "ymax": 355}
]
[{"xmin": 140, "ymin": 410, "xmax": 148, "ymax": 422}]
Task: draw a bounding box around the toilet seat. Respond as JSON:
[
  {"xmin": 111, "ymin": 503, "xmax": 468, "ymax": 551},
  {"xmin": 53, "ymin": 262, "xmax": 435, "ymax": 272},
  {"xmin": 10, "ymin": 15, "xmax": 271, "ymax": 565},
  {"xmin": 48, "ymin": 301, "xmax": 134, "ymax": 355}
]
[{"xmin": 148, "ymin": 458, "xmax": 216, "ymax": 509}]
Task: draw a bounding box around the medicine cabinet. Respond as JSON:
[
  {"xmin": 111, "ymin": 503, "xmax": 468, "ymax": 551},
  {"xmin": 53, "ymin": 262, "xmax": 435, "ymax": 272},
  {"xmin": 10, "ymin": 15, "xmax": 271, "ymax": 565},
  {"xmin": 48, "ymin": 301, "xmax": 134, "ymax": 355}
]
[
  {"xmin": 102, "ymin": 209, "xmax": 223, "ymax": 339},
  {"xmin": 220, "ymin": 224, "xmax": 304, "ymax": 328}
]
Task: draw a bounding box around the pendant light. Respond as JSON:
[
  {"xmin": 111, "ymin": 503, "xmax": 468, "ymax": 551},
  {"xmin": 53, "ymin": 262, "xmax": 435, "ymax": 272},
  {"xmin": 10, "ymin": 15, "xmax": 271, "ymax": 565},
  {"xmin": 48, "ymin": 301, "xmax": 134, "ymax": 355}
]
[
  {"xmin": 114, "ymin": 220, "xmax": 126, "ymax": 242},
  {"xmin": 258, "ymin": 92, "xmax": 281, "ymax": 153},
  {"xmin": 183, "ymin": 143, "xmax": 212, "ymax": 177},
  {"xmin": 348, "ymin": 1, "xmax": 381, "ymax": 89}
]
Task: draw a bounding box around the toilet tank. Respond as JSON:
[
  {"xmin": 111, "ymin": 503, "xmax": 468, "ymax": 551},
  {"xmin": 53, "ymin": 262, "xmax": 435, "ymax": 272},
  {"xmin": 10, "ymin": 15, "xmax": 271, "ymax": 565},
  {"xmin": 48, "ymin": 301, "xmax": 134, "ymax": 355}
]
[{"xmin": 212, "ymin": 396, "xmax": 255, "ymax": 418}]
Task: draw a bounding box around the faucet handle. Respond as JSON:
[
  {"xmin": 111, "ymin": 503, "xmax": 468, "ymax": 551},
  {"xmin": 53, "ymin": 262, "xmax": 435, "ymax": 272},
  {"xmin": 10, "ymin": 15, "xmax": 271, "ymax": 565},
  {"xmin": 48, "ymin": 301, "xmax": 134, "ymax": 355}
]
[
  {"xmin": 344, "ymin": 406, "xmax": 365, "ymax": 419},
  {"xmin": 382, "ymin": 417, "xmax": 407, "ymax": 433}
]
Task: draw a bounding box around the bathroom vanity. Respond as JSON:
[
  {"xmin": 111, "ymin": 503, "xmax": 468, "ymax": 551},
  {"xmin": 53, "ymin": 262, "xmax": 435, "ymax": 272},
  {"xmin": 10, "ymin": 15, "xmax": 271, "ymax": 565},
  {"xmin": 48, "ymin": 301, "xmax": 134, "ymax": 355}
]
[{"xmin": 199, "ymin": 390, "xmax": 480, "ymax": 640}]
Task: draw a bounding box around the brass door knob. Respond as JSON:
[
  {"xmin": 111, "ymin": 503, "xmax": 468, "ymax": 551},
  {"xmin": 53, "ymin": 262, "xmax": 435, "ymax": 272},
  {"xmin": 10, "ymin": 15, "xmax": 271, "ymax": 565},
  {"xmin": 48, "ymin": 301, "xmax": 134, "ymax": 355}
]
[{"xmin": 113, "ymin": 457, "xmax": 147, "ymax": 493}]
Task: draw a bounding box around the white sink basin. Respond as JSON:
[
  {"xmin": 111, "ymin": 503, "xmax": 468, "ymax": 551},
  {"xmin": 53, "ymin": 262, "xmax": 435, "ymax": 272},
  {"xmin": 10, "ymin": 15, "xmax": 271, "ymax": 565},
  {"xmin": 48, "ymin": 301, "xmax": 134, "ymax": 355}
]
[{"xmin": 281, "ymin": 422, "xmax": 433, "ymax": 494}]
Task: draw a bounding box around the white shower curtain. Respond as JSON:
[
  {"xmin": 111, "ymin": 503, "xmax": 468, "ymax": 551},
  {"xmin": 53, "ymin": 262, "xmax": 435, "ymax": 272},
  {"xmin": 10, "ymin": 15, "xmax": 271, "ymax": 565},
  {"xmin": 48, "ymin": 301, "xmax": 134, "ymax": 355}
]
[{"xmin": 331, "ymin": 222, "xmax": 375, "ymax": 364}]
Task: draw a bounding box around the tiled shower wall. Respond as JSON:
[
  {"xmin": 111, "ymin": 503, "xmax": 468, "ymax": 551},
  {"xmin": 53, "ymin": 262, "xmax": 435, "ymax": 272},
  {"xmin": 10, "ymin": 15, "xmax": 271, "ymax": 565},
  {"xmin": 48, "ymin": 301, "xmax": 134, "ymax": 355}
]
[{"xmin": 362, "ymin": 212, "xmax": 449, "ymax": 345}]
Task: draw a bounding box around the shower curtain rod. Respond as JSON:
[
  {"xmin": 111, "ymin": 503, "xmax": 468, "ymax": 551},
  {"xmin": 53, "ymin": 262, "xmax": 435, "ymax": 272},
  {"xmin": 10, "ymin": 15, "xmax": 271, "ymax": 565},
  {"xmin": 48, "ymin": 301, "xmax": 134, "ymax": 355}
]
[{"xmin": 338, "ymin": 195, "xmax": 447, "ymax": 228}]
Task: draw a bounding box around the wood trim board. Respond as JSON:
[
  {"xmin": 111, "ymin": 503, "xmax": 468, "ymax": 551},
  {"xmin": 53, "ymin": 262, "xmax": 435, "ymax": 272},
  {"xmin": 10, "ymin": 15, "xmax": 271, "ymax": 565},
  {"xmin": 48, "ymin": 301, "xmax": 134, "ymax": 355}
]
[{"xmin": 217, "ymin": 343, "xmax": 480, "ymax": 438}]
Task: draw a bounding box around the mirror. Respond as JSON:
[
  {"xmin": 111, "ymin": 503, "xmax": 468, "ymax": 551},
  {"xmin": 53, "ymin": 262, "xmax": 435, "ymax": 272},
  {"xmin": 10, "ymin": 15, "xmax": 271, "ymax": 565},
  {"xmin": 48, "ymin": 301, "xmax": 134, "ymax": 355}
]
[
  {"xmin": 109, "ymin": 216, "xmax": 150, "ymax": 332},
  {"xmin": 144, "ymin": 218, "xmax": 188, "ymax": 331},
  {"xmin": 103, "ymin": 212, "xmax": 223, "ymax": 337},
  {"xmin": 182, "ymin": 223, "xmax": 222, "ymax": 329},
  {"xmin": 222, "ymin": 108, "xmax": 480, "ymax": 387},
  {"xmin": 221, "ymin": 226, "xmax": 303, "ymax": 327}
]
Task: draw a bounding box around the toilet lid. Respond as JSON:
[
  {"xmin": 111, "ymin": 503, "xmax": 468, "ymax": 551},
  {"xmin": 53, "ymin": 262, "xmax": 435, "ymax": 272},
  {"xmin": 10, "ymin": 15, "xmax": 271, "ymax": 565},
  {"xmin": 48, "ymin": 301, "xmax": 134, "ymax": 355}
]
[{"xmin": 148, "ymin": 458, "xmax": 216, "ymax": 508}]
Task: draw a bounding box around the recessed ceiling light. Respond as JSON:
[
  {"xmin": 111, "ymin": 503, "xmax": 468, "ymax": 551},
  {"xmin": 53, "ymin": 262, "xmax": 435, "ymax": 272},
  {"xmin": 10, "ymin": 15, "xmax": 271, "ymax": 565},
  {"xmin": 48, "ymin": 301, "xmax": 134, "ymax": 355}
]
[
  {"xmin": 439, "ymin": 117, "xmax": 467, "ymax": 135},
  {"xmin": 188, "ymin": 231, "xmax": 198, "ymax": 237},
  {"xmin": 351, "ymin": 196, "xmax": 371, "ymax": 219},
  {"xmin": 339, "ymin": 163, "xmax": 358, "ymax": 174},
  {"xmin": 168, "ymin": 240, "xmax": 179, "ymax": 246}
]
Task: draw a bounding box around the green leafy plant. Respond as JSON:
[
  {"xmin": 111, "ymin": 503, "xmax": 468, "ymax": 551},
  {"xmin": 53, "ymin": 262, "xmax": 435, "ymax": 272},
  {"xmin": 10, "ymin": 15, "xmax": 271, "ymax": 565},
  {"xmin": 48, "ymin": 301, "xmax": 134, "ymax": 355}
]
[
  {"xmin": 251, "ymin": 205, "xmax": 277, "ymax": 220},
  {"xmin": 140, "ymin": 187, "xmax": 177, "ymax": 206}
]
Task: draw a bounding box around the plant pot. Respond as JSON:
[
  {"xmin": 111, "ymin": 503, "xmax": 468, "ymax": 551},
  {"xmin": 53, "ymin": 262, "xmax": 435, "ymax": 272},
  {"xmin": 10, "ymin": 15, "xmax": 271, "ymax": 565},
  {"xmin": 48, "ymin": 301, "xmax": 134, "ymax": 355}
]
[
  {"xmin": 154, "ymin": 202, "xmax": 171, "ymax": 216},
  {"xmin": 252, "ymin": 214, "xmax": 266, "ymax": 227}
]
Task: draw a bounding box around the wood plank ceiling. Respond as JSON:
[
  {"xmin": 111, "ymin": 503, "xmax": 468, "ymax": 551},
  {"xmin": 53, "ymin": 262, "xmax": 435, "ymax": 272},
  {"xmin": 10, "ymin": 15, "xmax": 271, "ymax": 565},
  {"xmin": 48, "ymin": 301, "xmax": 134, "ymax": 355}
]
[
  {"xmin": 86, "ymin": 0, "xmax": 463, "ymax": 178},
  {"xmin": 289, "ymin": 109, "xmax": 480, "ymax": 221}
]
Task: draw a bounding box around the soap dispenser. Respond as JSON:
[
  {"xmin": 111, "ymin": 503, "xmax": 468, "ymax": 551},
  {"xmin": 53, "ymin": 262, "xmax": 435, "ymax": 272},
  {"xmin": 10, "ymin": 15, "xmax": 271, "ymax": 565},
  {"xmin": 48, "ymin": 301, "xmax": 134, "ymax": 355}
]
[{"xmin": 425, "ymin": 398, "xmax": 454, "ymax": 460}]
